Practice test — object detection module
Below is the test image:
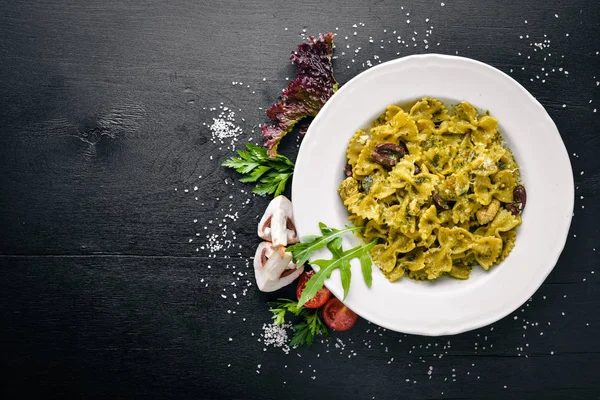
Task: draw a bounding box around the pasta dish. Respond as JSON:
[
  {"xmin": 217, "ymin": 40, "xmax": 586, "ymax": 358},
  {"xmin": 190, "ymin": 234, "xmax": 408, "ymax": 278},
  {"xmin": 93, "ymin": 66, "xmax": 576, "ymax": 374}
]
[{"xmin": 338, "ymin": 98, "xmax": 526, "ymax": 281}]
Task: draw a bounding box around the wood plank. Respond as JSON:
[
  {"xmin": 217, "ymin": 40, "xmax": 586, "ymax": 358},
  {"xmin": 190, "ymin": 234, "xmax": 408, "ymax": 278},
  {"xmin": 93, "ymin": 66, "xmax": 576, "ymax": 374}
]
[
  {"xmin": 1, "ymin": 256, "xmax": 599, "ymax": 398},
  {"xmin": 1, "ymin": 0, "xmax": 599, "ymax": 398}
]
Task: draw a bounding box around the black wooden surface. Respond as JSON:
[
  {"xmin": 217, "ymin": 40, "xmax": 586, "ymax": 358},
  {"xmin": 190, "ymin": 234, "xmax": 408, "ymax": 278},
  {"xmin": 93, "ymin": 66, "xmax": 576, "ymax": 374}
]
[{"xmin": 1, "ymin": 1, "xmax": 599, "ymax": 399}]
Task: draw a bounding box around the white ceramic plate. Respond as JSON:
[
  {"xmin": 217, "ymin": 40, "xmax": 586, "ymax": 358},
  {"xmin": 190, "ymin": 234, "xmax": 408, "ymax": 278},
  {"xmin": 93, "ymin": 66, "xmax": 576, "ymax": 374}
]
[{"xmin": 292, "ymin": 54, "xmax": 574, "ymax": 336}]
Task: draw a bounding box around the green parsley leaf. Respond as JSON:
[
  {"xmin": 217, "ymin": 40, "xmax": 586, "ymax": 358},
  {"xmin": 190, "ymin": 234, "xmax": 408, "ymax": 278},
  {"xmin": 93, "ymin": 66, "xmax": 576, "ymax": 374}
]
[
  {"xmin": 268, "ymin": 298, "xmax": 302, "ymax": 324},
  {"xmin": 253, "ymin": 171, "xmax": 292, "ymax": 197},
  {"xmin": 268, "ymin": 299, "xmax": 329, "ymax": 347},
  {"xmin": 270, "ymin": 307, "xmax": 287, "ymax": 326},
  {"xmin": 289, "ymin": 321, "xmax": 311, "ymax": 347},
  {"xmin": 238, "ymin": 165, "xmax": 271, "ymax": 183},
  {"xmin": 290, "ymin": 308, "xmax": 329, "ymax": 347},
  {"xmin": 298, "ymin": 239, "xmax": 376, "ymax": 307},
  {"xmin": 222, "ymin": 143, "xmax": 294, "ymax": 197},
  {"xmin": 287, "ymin": 222, "xmax": 360, "ymax": 267}
]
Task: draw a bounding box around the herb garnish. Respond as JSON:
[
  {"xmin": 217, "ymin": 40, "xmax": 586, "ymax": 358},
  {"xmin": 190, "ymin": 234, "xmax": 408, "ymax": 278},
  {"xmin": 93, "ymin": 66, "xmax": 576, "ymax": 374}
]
[
  {"xmin": 268, "ymin": 298, "xmax": 329, "ymax": 346},
  {"xmin": 221, "ymin": 143, "xmax": 294, "ymax": 197},
  {"xmin": 288, "ymin": 222, "xmax": 376, "ymax": 306},
  {"xmin": 287, "ymin": 222, "xmax": 360, "ymax": 267}
]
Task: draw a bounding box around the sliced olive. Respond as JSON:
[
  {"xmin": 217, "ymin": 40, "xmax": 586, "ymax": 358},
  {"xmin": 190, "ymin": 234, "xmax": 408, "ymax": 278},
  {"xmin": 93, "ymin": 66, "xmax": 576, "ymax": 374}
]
[
  {"xmin": 371, "ymin": 142, "xmax": 408, "ymax": 168},
  {"xmin": 372, "ymin": 151, "xmax": 397, "ymax": 168},
  {"xmin": 506, "ymin": 185, "xmax": 526, "ymax": 215},
  {"xmin": 376, "ymin": 142, "xmax": 408, "ymax": 156},
  {"xmin": 432, "ymin": 192, "xmax": 450, "ymax": 210},
  {"xmin": 344, "ymin": 163, "xmax": 353, "ymax": 177},
  {"xmin": 513, "ymin": 185, "xmax": 526, "ymax": 209},
  {"xmin": 506, "ymin": 203, "xmax": 520, "ymax": 215}
]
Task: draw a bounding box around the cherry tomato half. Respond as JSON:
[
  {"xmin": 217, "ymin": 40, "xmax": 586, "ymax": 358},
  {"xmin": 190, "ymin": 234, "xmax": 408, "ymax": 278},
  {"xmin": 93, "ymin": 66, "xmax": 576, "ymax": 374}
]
[
  {"xmin": 322, "ymin": 297, "xmax": 358, "ymax": 332},
  {"xmin": 296, "ymin": 270, "xmax": 332, "ymax": 309}
]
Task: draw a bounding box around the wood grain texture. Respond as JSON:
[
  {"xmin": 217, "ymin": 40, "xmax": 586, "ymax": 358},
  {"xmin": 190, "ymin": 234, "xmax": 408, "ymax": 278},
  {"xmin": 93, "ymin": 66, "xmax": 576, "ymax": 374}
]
[
  {"xmin": 1, "ymin": 0, "xmax": 599, "ymax": 399},
  {"xmin": 2, "ymin": 257, "xmax": 599, "ymax": 399}
]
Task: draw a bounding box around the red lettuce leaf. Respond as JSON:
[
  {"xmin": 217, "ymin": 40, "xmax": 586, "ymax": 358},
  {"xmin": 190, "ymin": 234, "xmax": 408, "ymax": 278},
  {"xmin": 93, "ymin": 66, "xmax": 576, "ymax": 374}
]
[{"xmin": 262, "ymin": 33, "xmax": 338, "ymax": 158}]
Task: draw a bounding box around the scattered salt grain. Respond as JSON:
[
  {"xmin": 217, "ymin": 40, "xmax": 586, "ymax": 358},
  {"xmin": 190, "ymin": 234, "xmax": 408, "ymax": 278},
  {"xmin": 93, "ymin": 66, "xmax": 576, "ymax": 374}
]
[
  {"xmin": 208, "ymin": 110, "xmax": 244, "ymax": 150},
  {"xmin": 262, "ymin": 323, "xmax": 291, "ymax": 354}
]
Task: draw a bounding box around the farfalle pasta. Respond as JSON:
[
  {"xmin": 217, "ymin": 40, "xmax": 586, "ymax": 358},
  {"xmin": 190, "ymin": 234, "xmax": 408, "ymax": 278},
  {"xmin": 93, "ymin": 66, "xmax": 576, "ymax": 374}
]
[{"xmin": 338, "ymin": 98, "xmax": 525, "ymax": 281}]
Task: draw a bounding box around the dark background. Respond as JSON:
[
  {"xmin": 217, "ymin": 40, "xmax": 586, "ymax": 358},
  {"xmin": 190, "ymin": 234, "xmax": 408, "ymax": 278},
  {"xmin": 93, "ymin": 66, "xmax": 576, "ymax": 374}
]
[{"xmin": 1, "ymin": 1, "xmax": 599, "ymax": 399}]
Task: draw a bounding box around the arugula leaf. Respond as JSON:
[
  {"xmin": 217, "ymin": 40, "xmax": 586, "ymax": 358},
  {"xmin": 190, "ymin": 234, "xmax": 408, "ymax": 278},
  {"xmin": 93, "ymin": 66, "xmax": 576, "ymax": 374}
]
[
  {"xmin": 268, "ymin": 222, "xmax": 375, "ymax": 344},
  {"xmin": 268, "ymin": 299, "xmax": 329, "ymax": 347},
  {"xmin": 298, "ymin": 240, "xmax": 376, "ymax": 307},
  {"xmin": 222, "ymin": 143, "xmax": 294, "ymax": 197},
  {"xmin": 328, "ymin": 240, "xmax": 352, "ymax": 300},
  {"xmin": 287, "ymin": 222, "xmax": 360, "ymax": 267},
  {"xmin": 359, "ymin": 247, "xmax": 373, "ymax": 287}
]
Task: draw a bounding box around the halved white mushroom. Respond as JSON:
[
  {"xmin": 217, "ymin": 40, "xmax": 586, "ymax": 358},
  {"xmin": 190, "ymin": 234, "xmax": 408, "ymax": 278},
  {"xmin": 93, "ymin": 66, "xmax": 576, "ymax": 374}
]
[
  {"xmin": 257, "ymin": 195, "xmax": 298, "ymax": 247},
  {"xmin": 253, "ymin": 241, "xmax": 304, "ymax": 292}
]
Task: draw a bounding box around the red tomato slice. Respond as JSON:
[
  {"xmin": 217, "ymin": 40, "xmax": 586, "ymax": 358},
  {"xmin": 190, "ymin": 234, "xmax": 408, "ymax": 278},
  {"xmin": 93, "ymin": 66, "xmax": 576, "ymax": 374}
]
[
  {"xmin": 322, "ymin": 297, "xmax": 358, "ymax": 331},
  {"xmin": 296, "ymin": 270, "xmax": 332, "ymax": 309}
]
